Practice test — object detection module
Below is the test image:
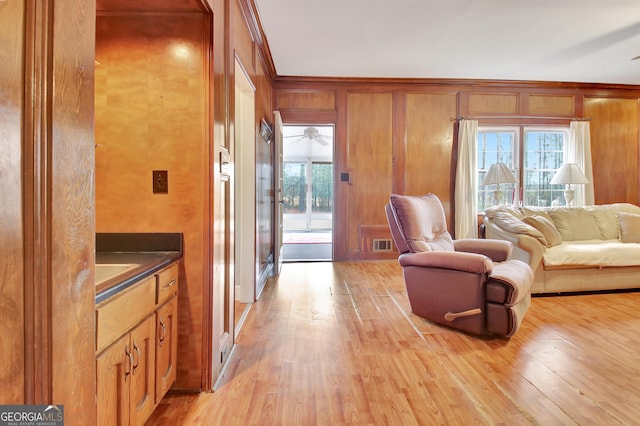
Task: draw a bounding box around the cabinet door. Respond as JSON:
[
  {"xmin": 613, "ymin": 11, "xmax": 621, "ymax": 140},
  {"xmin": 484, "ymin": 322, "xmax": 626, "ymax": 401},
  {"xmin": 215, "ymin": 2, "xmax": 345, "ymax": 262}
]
[
  {"xmin": 97, "ymin": 334, "xmax": 131, "ymax": 426},
  {"xmin": 129, "ymin": 316, "xmax": 156, "ymax": 426},
  {"xmin": 155, "ymin": 296, "xmax": 178, "ymax": 403}
]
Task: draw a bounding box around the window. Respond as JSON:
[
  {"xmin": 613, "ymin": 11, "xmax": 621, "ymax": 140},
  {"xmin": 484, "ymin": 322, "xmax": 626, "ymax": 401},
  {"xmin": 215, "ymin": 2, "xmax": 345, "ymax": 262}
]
[{"xmin": 477, "ymin": 126, "xmax": 568, "ymax": 211}]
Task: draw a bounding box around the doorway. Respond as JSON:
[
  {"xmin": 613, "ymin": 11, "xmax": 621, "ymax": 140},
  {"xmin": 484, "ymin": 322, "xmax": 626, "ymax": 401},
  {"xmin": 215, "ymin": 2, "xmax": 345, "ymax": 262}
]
[{"xmin": 281, "ymin": 125, "xmax": 334, "ymax": 261}]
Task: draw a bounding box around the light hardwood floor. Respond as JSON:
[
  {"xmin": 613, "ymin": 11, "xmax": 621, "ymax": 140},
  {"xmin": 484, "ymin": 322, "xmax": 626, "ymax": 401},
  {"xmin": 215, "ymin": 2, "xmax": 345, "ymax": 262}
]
[{"xmin": 147, "ymin": 261, "xmax": 640, "ymax": 425}]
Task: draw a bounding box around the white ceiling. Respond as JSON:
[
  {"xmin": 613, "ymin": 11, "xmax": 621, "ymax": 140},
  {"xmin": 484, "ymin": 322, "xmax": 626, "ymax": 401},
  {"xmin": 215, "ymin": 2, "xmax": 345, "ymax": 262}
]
[{"xmin": 254, "ymin": 0, "xmax": 640, "ymax": 85}]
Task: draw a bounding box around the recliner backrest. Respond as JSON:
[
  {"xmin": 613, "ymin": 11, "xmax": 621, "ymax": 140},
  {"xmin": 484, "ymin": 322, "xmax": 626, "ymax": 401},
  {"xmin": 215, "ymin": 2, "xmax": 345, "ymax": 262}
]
[{"xmin": 388, "ymin": 193, "xmax": 454, "ymax": 253}]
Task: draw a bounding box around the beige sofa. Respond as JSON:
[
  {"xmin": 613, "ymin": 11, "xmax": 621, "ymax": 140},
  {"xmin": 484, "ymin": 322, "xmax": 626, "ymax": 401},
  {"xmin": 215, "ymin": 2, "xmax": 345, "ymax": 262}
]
[{"xmin": 483, "ymin": 203, "xmax": 640, "ymax": 293}]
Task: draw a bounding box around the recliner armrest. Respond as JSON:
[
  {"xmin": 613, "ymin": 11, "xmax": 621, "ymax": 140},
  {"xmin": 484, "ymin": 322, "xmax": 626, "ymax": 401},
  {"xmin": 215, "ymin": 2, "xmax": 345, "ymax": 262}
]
[
  {"xmin": 399, "ymin": 251, "xmax": 494, "ymax": 275},
  {"xmin": 453, "ymin": 238, "xmax": 512, "ymax": 262}
]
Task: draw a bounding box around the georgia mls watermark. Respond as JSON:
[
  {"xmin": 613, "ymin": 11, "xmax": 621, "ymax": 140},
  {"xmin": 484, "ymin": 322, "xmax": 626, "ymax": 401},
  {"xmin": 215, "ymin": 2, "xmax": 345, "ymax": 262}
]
[{"xmin": 0, "ymin": 405, "xmax": 64, "ymax": 426}]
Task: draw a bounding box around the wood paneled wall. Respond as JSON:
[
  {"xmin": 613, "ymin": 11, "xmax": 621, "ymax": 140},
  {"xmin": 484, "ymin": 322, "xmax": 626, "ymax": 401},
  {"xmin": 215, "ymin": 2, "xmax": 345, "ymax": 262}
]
[
  {"xmin": 344, "ymin": 93, "xmax": 393, "ymax": 255},
  {"xmin": 95, "ymin": 12, "xmax": 209, "ymax": 390},
  {"xmin": 230, "ymin": 0, "xmax": 274, "ymax": 291},
  {"xmin": 1, "ymin": 1, "xmax": 97, "ymax": 424},
  {"xmin": 1, "ymin": 0, "xmax": 26, "ymax": 404},
  {"xmin": 275, "ymin": 79, "xmax": 640, "ymax": 260},
  {"xmin": 586, "ymin": 97, "xmax": 640, "ymax": 204}
]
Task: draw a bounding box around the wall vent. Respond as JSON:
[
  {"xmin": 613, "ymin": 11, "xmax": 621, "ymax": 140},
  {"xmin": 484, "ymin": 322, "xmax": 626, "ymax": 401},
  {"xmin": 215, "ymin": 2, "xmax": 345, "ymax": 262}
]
[{"xmin": 373, "ymin": 239, "xmax": 393, "ymax": 252}]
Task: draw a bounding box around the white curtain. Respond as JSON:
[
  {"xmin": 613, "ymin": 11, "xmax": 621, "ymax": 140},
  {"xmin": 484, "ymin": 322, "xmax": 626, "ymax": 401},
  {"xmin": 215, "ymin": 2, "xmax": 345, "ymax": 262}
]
[
  {"xmin": 455, "ymin": 119, "xmax": 478, "ymax": 239},
  {"xmin": 566, "ymin": 121, "xmax": 595, "ymax": 206}
]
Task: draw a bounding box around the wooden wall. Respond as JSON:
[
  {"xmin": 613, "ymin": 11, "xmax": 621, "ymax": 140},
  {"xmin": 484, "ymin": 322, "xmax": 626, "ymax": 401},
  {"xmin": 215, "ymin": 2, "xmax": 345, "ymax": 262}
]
[
  {"xmin": 229, "ymin": 0, "xmax": 275, "ymax": 292},
  {"xmin": 0, "ymin": 1, "xmax": 97, "ymax": 424},
  {"xmin": 275, "ymin": 80, "xmax": 640, "ymax": 261},
  {"xmin": 1, "ymin": 0, "xmax": 26, "ymax": 404}
]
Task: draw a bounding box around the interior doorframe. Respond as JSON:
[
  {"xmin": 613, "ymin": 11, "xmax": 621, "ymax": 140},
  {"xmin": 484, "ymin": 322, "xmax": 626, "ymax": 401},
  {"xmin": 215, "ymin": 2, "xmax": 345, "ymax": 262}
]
[
  {"xmin": 280, "ymin": 123, "xmax": 336, "ymax": 254},
  {"xmin": 234, "ymin": 57, "xmax": 257, "ymax": 304}
]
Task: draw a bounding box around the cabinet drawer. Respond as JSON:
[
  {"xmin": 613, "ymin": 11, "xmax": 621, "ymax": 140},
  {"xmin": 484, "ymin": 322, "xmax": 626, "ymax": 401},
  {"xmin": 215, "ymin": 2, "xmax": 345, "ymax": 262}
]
[
  {"xmin": 156, "ymin": 262, "xmax": 179, "ymax": 305},
  {"xmin": 96, "ymin": 275, "xmax": 156, "ymax": 353}
]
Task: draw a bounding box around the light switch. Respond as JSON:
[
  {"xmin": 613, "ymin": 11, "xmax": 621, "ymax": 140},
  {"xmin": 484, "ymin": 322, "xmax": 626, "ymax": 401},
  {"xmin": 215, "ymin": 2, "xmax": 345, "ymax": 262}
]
[{"xmin": 153, "ymin": 170, "xmax": 168, "ymax": 194}]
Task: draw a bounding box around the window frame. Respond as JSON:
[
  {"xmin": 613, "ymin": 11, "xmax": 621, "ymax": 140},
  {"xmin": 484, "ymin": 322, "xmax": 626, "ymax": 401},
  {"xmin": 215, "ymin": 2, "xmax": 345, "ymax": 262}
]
[{"xmin": 477, "ymin": 124, "xmax": 569, "ymax": 212}]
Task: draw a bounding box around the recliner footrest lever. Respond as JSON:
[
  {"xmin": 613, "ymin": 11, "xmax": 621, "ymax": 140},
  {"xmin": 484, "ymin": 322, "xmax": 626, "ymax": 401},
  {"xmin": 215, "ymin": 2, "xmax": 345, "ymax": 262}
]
[{"xmin": 444, "ymin": 308, "xmax": 482, "ymax": 321}]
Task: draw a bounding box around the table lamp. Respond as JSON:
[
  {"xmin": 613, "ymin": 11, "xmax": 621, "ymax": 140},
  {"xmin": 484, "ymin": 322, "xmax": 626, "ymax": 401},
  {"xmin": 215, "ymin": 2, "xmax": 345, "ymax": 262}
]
[
  {"xmin": 550, "ymin": 163, "xmax": 589, "ymax": 206},
  {"xmin": 482, "ymin": 163, "xmax": 518, "ymax": 205}
]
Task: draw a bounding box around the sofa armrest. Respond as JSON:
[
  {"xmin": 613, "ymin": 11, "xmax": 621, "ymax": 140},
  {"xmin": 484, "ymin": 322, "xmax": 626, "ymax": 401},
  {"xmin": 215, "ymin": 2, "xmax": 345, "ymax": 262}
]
[
  {"xmin": 453, "ymin": 239, "xmax": 512, "ymax": 262},
  {"xmin": 399, "ymin": 251, "xmax": 493, "ymax": 275},
  {"xmin": 516, "ymin": 234, "xmax": 545, "ymax": 271},
  {"xmin": 484, "ymin": 217, "xmax": 545, "ymax": 268}
]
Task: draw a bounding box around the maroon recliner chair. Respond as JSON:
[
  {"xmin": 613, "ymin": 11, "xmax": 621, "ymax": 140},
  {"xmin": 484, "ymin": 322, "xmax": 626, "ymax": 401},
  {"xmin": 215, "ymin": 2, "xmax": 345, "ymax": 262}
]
[{"xmin": 385, "ymin": 193, "xmax": 533, "ymax": 337}]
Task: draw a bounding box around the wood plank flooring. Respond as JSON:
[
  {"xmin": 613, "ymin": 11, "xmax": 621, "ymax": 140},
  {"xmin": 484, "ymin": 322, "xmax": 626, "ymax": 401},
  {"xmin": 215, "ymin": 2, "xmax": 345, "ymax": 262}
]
[{"xmin": 147, "ymin": 261, "xmax": 640, "ymax": 425}]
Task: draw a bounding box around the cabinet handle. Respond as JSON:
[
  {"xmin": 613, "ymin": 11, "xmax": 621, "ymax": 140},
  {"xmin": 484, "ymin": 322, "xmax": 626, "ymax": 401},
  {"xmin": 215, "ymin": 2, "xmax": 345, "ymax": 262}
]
[
  {"xmin": 125, "ymin": 346, "xmax": 134, "ymax": 380},
  {"xmin": 132, "ymin": 341, "xmax": 140, "ymax": 374},
  {"xmin": 159, "ymin": 319, "xmax": 166, "ymax": 347},
  {"xmin": 162, "ymin": 279, "xmax": 176, "ymax": 289}
]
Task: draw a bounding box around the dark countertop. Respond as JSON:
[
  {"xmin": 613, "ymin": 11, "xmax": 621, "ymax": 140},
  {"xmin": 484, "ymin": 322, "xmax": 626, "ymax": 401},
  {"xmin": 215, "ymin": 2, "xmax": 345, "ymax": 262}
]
[{"xmin": 95, "ymin": 233, "xmax": 183, "ymax": 304}]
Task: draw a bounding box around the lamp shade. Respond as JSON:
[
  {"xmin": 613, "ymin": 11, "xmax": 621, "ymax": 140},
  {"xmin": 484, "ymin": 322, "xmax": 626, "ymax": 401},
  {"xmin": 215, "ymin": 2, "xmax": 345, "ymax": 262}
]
[
  {"xmin": 550, "ymin": 163, "xmax": 589, "ymax": 185},
  {"xmin": 482, "ymin": 163, "xmax": 518, "ymax": 186}
]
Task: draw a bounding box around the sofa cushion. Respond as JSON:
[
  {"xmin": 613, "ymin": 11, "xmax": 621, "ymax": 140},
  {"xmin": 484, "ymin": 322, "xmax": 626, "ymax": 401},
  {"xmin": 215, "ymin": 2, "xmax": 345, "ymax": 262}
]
[
  {"xmin": 543, "ymin": 240, "xmax": 640, "ymax": 267},
  {"xmin": 491, "ymin": 212, "xmax": 548, "ymax": 246},
  {"xmin": 523, "ymin": 215, "xmax": 562, "ymax": 247},
  {"xmin": 547, "ymin": 208, "xmax": 601, "ymax": 241},
  {"xmin": 617, "ymin": 212, "xmax": 640, "ymax": 243},
  {"xmin": 586, "ymin": 206, "xmax": 619, "ymax": 240}
]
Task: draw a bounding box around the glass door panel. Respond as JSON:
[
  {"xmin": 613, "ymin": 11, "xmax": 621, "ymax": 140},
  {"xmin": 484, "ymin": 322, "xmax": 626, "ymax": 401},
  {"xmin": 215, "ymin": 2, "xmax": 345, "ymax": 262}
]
[{"xmin": 311, "ymin": 162, "xmax": 332, "ymax": 214}]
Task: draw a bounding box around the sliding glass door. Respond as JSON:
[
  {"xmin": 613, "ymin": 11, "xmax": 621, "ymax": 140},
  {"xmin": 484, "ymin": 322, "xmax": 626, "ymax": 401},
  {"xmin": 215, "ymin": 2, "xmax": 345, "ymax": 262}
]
[{"xmin": 283, "ymin": 160, "xmax": 333, "ymax": 231}]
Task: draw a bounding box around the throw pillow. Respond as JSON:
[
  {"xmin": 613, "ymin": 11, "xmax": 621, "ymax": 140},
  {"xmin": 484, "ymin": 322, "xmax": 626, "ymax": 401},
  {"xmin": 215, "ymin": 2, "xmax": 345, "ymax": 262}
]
[
  {"xmin": 523, "ymin": 215, "xmax": 563, "ymax": 247},
  {"xmin": 617, "ymin": 212, "xmax": 640, "ymax": 243},
  {"xmin": 491, "ymin": 212, "xmax": 548, "ymax": 246}
]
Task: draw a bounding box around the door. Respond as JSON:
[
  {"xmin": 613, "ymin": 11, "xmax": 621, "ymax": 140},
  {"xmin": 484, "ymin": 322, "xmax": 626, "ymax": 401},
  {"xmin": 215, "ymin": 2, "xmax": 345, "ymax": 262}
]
[
  {"xmin": 273, "ymin": 111, "xmax": 284, "ymax": 274},
  {"xmin": 96, "ymin": 334, "xmax": 130, "ymax": 426},
  {"xmin": 155, "ymin": 296, "xmax": 178, "ymax": 403},
  {"xmin": 282, "ymin": 125, "xmax": 334, "ymax": 261},
  {"xmin": 129, "ymin": 315, "xmax": 156, "ymax": 426}
]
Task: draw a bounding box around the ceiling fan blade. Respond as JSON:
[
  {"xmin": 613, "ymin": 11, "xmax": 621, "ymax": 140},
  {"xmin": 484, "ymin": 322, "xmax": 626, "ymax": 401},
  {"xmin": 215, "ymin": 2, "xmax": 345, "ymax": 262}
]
[
  {"xmin": 284, "ymin": 134, "xmax": 306, "ymax": 138},
  {"xmin": 287, "ymin": 136, "xmax": 307, "ymax": 144},
  {"xmin": 316, "ymin": 138, "xmax": 330, "ymax": 146},
  {"xmin": 632, "ymin": 55, "xmax": 640, "ymax": 60}
]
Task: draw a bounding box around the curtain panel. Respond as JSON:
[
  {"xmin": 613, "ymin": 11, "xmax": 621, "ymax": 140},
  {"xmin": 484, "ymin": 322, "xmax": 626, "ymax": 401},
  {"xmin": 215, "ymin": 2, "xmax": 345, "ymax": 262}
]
[
  {"xmin": 455, "ymin": 119, "xmax": 478, "ymax": 239},
  {"xmin": 567, "ymin": 121, "xmax": 595, "ymax": 206}
]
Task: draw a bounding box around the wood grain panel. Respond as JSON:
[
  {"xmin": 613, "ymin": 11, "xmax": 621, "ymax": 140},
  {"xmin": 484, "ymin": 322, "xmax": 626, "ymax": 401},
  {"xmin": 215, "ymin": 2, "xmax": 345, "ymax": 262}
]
[
  {"xmin": 209, "ymin": 0, "xmax": 229, "ymax": 389},
  {"xmin": 96, "ymin": 276, "xmax": 156, "ymax": 353},
  {"xmin": 345, "ymin": 93, "xmax": 393, "ymax": 253},
  {"xmin": 48, "ymin": 1, "xmax": 97, "ymax": 423},
  {"xmin": 469, "ymin": 93, "xmax": 519, "ymax": 115},
  {"xmin": 0, "ymin": 0, "xmax": 25, "ymax": 405},
  {"xmin": 528, "ymin": 94, "xmax": 575, "ymax": 116},
  {"xmin": 231, "ymin": 0, "xmax": 255, "ymax": 75},
  {"xmin": 276, "ymin": 89, "xmax": 336, "ymax": 110},
  {"xmin": 97, "ymin": 0, "xmax": 203, "ymax": 13},
  {"xmin": 585, "ymin": 97, "xmax": 639, "ymax": 204},
  {"xmin": 95, "ymin": 13, "xmax": 207, "ymax": 390},
  {"xmin": 405, "ymin": 93, "xmax": 457, "ymax": 223}
]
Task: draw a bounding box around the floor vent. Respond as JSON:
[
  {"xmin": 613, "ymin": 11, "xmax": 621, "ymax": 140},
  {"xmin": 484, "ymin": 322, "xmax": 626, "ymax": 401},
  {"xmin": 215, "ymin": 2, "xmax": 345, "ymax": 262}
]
[{"xmin": 373, "ymin": 239, "xmax": 393, "ymax": 252}]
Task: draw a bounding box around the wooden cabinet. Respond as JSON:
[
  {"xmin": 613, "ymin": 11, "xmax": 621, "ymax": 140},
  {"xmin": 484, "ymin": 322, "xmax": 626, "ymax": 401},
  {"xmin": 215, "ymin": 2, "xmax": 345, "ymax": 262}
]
[{"xmin": 96, "ymin": 261, "xmax": 179, "ymax": 426}]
